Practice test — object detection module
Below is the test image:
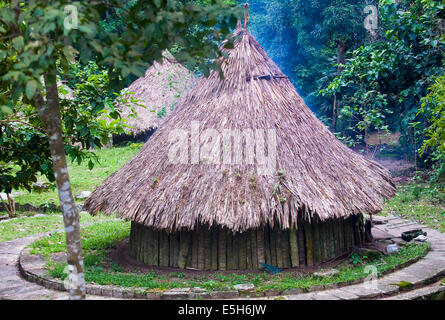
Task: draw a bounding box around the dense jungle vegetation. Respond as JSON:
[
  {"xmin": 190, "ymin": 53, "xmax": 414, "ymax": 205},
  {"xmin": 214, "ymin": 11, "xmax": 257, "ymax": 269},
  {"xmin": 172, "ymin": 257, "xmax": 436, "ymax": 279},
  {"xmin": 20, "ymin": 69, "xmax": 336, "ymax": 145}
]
[{"xmin": 247, "ymin": 0, "xmax": 444, "ymax": 189}]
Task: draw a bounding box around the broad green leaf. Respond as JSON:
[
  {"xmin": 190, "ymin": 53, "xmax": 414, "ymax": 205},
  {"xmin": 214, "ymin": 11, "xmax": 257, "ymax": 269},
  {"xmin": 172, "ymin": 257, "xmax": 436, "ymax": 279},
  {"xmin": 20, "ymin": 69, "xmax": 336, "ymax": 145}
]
[
  {"xmin": 12, "ymin": 36, "xmax": 24, "ymax": 51},
  {"xmin": 25, "ymin": 80, "xmax": 38, "ymax": 99},
  {"xmin": 0, "ymin": 105, "xmax": 13, "ymax": 115}
]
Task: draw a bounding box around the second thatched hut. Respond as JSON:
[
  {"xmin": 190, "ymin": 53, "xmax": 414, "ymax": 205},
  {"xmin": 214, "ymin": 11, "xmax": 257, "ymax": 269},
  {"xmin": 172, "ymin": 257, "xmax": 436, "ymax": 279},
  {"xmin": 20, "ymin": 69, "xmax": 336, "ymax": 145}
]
[
  {"xmin": 112, "ymin": 52, "xmax": 196, "ymax": 145},
  {"xmin": 85, "ymin": 14, "xmax": 395, "ymax": 271}
]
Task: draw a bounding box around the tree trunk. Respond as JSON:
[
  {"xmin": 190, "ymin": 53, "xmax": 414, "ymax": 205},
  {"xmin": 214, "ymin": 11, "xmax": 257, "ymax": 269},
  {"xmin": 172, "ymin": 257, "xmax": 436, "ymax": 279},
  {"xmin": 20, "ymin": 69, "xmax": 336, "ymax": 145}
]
[
  {"xmin": 1, "ymin": 193, "xmax": 16, "ymax": 218},
  {"xmin": 36, "ymin": 68, "xmax": 85, "ymax": 300},
  {"xmin": 332, "ymin": 40, "xmax": 347, "ymax": 132}
]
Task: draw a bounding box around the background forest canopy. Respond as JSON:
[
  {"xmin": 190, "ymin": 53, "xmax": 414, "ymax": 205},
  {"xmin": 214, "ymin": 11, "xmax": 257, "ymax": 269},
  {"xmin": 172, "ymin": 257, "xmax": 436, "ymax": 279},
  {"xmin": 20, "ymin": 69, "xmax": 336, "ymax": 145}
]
[
  {"xmin": 0, "ymin": 0, "xmax": 444, "ymax": 196},
  {"xmin": 248, "ymin": 0, "xmax": 444, "ymax": 185}
]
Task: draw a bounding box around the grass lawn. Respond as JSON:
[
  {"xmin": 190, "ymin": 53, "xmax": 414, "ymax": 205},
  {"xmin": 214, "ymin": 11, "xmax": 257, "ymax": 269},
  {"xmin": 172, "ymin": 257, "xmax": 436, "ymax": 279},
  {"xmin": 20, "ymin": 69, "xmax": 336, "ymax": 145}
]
[
  {"xmin": 0, "ymin": 212, "xmax": 118, "ymax": 243},
  {"xmin": 380, "ymin": 183, "xmax": 445, "ymax": 233},
  {"xmin": 10, "ymin": 143, "xmax": 142, "ymax": 207},
  {"xmin": 28, "ymin": 220, "xmax": 429, "ymax": 293}
]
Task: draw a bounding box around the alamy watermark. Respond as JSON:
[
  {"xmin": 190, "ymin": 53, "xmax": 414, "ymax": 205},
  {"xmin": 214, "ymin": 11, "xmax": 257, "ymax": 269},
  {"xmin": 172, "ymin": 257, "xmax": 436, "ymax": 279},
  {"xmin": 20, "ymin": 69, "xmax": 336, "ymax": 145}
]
[
  {"xmin": 64, "ymin": 5, "xmax": 78, "ymax": 31},
  {"xmin": 364, "ymin": 0, "xmax": 404, "ymax": 32},
  {"xmin": 363, "ymin": 264, "xmax": 379, "ymax": 290},
  {"xmin": 167, "ymin": 121, "xmax": 277, "ymax": 176}
]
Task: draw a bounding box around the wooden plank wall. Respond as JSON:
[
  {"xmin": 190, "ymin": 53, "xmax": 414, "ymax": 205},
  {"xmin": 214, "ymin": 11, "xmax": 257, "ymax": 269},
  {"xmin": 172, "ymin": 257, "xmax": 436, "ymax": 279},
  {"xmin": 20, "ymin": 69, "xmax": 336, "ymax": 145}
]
[{"xmin": 129, "ymin": 215, "xmax": 362, "ymax": 270}]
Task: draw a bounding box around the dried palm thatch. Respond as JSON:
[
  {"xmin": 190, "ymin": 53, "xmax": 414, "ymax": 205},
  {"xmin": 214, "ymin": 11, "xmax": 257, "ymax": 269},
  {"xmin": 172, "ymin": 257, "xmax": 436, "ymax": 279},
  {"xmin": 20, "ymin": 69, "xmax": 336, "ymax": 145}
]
[
  {"xmin": 119, "ymin": 52, "xmax": 196, "ymax": 135},
  {"xmin": 85, "ymin": 27, "xmax": 395, "ymax": 233}
]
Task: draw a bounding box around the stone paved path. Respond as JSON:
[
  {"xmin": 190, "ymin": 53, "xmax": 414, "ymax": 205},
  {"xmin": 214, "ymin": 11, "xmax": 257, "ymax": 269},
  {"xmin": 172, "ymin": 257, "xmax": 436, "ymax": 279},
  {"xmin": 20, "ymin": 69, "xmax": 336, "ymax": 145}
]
[
  {"xmin": 1, "ymin": 214, "xmax": 444, "ymax": 300},
  {"xmin": 254, "ymin": 215, "xmax": 445, "ymax": 300},
  {"xmin": 0, "ymin": 234, "xmax": 113, "ymax": 300}
]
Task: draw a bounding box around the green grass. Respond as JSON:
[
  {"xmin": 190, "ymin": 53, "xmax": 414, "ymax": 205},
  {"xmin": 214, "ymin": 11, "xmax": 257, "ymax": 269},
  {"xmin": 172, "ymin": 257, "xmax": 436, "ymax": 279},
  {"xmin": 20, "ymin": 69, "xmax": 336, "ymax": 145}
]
[
  {"xmin": 1, "ymin": 143, "xmax": 141, "ymax": 243},
  {"xmin": 381, "ymin": 183, "xmax": 445, "ymax": 233},
  {"xmin": 29, "ymin": 221, "xmax": 429, "ymax": 292},
  {"xmin": 11, "ymin": 143, "xmax": 142, "ymax": 207},
  {"xmin": 0, "ymin": 212, "xmax": 117, "ymax": 243},
  {"xmin": 29, "ymin": 219, "xmax": 130, "ymax": 258}
]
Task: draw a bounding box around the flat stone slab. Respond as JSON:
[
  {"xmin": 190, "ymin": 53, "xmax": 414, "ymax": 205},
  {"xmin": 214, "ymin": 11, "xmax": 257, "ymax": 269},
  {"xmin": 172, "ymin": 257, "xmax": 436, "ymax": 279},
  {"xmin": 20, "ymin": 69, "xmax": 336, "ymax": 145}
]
[
  {"xmin": 380, "ymin": 280, "xmax": 445, "ymax": 300},
  {"xmin": 313, "ymin": 269, "xmax": 340, "ymax": 278},
  {"xmin": 49, "ymin": 252, "xmax": 67, "ymax": 263},
  {"xmin": 330, "ymin": 288, "xmax": 360, "ymax": 300},
  {"xmin": 234, "ymin": 283, "xmax": 255, "ymax": 292},
  {"xmin": 75, "ymin": 191, "xmax": 91, "ymax": 200},
  {"xmin": 310, "ymin": 291, "xmax": 341, "ymax": 300}
]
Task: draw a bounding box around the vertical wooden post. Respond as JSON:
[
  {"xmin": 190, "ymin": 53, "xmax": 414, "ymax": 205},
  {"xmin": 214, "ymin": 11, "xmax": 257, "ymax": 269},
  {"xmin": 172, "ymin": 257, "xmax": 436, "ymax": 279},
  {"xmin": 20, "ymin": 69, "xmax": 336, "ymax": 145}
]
[
  {"xmin": 133, "ymin": 223, "xmax": 140, "ymax": 260},
  {"xmin": 343, "ymin": 219, "xmax": 349, "ymax": 250},
  {"xmin": 304, "ymin": 221, "xmax": 313, "ymax": 266},
  {"xmin": 250, "ymin": 230, "xmax": 258, "ymax": 270},
  {"xmin": 323, "ymin": 220, "xmax": 330, "ymax": 260},
  {"xmin": 338, "ymin": 219, "xmax": 344, "ymax": 253},
  {"xmin": 143, "ymin": 228, "xmax": 152, "ymax": 265},
  {"xmin": 275, "ymin": 227, "xmax": 283, "ymax": 268},
  {"xmin": 218, "ymin": 227, "xmax": 227, "ymax": 270},
  {"xmin": 204, "ymin": 228, "xmax": 212, "ymax": 270},
  {"xmin": 349, "ymin": 218, "xmax": 355, "ymax": 248},
  {"xmin": 333, "ymin": 220, "xmax": 339, "ymax": 257},
  {"xmin": 153, "ymin": 229, "xmax": 159, "ymax": 266},
  {"xmin": 211, "ymin": 227, "xmax": 218, "ymax": 270},
  {"xmin": 233, "ymin": 233, "xmax": 240, "ymax": 269},
  {"xmin": 281, "ymin": 229, "xmax": 290, "ymax": 268},
  {"xmin": 289, "ymin": 227, "xmax": 299, "ymax": 268},
  {"xmin": 246, "ymin": 231, "xmax": 253, "ymax": 269},
  {"xmin": 227, "ymin": 232, "xmax": 233, "ymax": 270},
  {"xmin": 186, "ymin": 232, "xmax": 193, "ymax": 268},
  {"xmin": 345, "ymin": 218, "xmax": 352, "ymax": 250},
  {"xmin": 297, "ymin": 219, "xmax": 306, "ymax": 266},
  {"xmin": 178, "ymin": 230, "xmax": 191, "ymax": 269},
  {"xmin": 159, "ymin": 231, "xmax": 169, "ymax": 267},
  {"xmin": 170, "ymin": 232, "xmax": 179, "ymax": 268},
  {"xmin": 328, "ymin": 219, "xmax": 335, "ymax": 259},
  {"xmin": 137, "ymin": 224, "xmax": 143, "ymax": 262},
  {"xmin": 351, "ymin": 218, "xmax": 356, "ymax": 247},
  {"xmin": 324, "ymin": 221, "xmax": 330, "ymax": 261},
  {"xmin": 239, "ymin": 232, "xmax": 247, "ymax": 270},
  {"xmin": 264, "ymin": 226, "xmax": 271, "ymax": 265},
  {"xmin": 191, "ymin": 228, "xmax": 199, "ymax": 269},
  {"xmin": 312, "ymin": 221, "xmax": 320, "ymax": 264},
  {"xmin": 129, "ymin": 222, "xmax": 136, "ymax": 258},
  {"xmin": 269, "ymin": 227, "xmax": 278, "ymax": 266},
  {"xmin": 256, "ymin": 228, "xmax": 265, "ymax": 268},
  {"xmin": 198, "ymin": 227, "xmax": 205, "ymax": 270},
  {"xmin": 352, "ymin": 215, "xmax": 360, "ymax": 246}
]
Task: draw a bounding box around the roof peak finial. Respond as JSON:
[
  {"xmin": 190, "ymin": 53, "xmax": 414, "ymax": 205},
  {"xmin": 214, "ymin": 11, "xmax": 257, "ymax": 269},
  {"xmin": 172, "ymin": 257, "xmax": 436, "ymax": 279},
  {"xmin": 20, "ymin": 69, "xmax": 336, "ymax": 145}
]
[{"xmin": 243, "ymin": 3, "xmax": 249, "ymax": 29}]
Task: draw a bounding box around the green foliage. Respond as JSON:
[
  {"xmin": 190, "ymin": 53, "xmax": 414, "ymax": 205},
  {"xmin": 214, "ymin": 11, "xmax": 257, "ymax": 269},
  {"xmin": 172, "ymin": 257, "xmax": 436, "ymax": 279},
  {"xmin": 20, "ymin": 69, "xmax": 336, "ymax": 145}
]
[
  {"xmin": 420, "ymin": 74, "xmax": 445, "ymax": 155},
  {"xmin": 381, "ymin": 181, "xmax": 445, "ymax": 233},
  {"xmin": 428, "ymin": 150, "xmax": 445, "ymax": 189},
  {"xmin": 0, "ymin": 111, "xmax": 53, "ymax": 193},
  {"xmin": 0, "ymin": 60, "xmax": 135, "ymax": 193},
  {"xmin": 321, "ymin": 0, "xmax": 444, "ymax": 166},
  {"xmin": 349, "ymin": 252, "xmax": 364, "ymax": 266},
  {"xmin": 0, "ymin": 0, "xmax": 241, "ymax": 195}
]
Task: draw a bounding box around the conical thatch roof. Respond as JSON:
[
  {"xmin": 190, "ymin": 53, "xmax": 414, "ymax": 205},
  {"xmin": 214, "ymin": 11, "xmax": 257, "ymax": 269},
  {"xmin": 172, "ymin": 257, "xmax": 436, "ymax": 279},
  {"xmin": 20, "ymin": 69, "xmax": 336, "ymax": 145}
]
[
  {"xmin": 120, "ymin": 52, "xmax": 196, "ymax": 135},
  {"xmin": 85, "ymin": 28, "xmax": 395, "ymax": 233}
]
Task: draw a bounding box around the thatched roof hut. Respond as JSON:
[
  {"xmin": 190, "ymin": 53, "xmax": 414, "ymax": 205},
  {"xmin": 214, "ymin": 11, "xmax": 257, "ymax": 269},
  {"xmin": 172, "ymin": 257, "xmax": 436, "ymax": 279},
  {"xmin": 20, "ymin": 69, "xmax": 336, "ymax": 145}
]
[
  {"xmin": 113, "ymin": 52, "xmax": 196, "ymax": 144},
  {"xmin": 85, "ymin": 9, "xmax": 395, "ymax": 270}
]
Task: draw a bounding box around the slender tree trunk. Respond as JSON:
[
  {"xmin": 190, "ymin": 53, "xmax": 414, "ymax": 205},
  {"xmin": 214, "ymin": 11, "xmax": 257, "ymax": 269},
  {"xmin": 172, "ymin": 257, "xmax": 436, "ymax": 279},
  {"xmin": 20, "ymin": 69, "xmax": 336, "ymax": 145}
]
[
  {"xmin": 332, "ymin": 40, "xmax": 347, "ymax": 132},
  {"xmin": 36, "ymin": 67, "xmax": 85, "ymax": 300}
]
